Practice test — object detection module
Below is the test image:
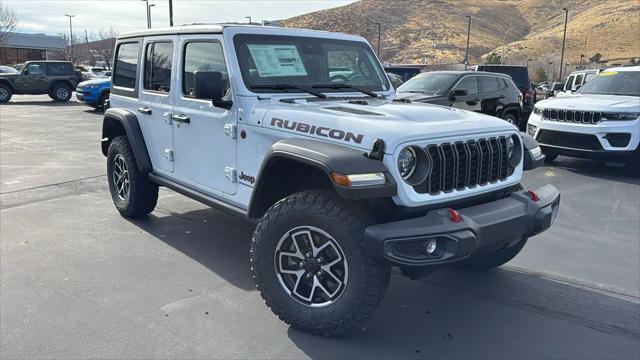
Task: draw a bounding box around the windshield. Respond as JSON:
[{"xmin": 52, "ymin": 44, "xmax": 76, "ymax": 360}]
[
  {"xmin": 233, "ymin": 34, "xmax": 389, "ymax": 94},
  {"xmin": 576, "ymin": 70, "xmax": 640, "ymax": 97},
  {"xmin": 396, "ymin": 73, "xmax": 457, "ymax": 95}
]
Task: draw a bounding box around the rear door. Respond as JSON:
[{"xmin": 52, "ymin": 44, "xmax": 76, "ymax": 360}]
[
  {"xmin": 450, "ymin": 75, "xmax": 481, "ymax": 112},
  {"xmin": 171, "ymin": 35, "xmax": 237, "ymax": 195},
  {"xmin": 477, "ymin": 75, "xmax": 502, "ymax": 116},
  {"xmin": 137, "ymin": 36, "xmax": 177, "ymax": 174}
]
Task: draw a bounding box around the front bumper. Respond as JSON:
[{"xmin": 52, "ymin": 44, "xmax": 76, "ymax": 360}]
[
  {"xmin": 363, "ymin": 185, "xmax": 560, "ymax": 267},
  {"xmin": 75, "ymin": 88, "xmax": 100, "ymax": 104}
]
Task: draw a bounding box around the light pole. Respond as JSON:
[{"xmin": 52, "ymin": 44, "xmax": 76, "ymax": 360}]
[
  {"xmin": 501, "ymin": 27, "xmax": 513, "ymax": 64},
  {"xmin": 168, "ymin": 0, "xmax": 174, "ymax": 26},
  {"xmin": 579, "ymin": 54, "xmax": 584, "ymax": 69},
  {"xmin": 374, "ymin": 22, "xmax": 381, "ymax": 59},
  {"xmin": 141, "ymin": 0, "xmax": 154, "ymax": 29},
  {"xmin": 245, "ymin": 16, "xmax": 252, "ymax": 24},
  {"xmin": 464, "ymin": 15, "xmax": 471, "ymax": 69},
  {"xmin": 558, "ymin": 7, "xmax": 569, "ymax": 81},
  {"xmin": 547, "ymin": 61, "xmax": 553, "ymax": 82},
  {"xmin": 64, "ymin": 14, "xmax": 75, "ymax": 63}
]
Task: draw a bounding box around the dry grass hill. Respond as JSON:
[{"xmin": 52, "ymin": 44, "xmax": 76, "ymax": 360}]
[{"xmin": 280, "ymin": 0, "xmax": 640, "ymax": 72}]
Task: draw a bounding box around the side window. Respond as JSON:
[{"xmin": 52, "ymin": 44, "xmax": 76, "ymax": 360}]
[
  {"xmin": 454, "ymin": 76, "xmax": 478, "ymax": 95},
  {"xmin": 113, "ymin": 42, "xmax": 140, "ymax": 89},
  {"xmin": 574, "ymin": 74, "xmax": 584, "ymax": 87},
  {"xmin": 182, "ymin": 41, "xmax": 228, "ymax": 97},
  {"xmin": 564, "ymin": 75, "xmax": 575, "ymax": 91},
  {"xmin": 46, "ymin": 63, "xmax": 73, "ymax": 75},
  {"xmin": 500, "ymin": 78, "xmax": 509, "ymax": 89},
  {"xmin": 144, "ymin": 42, "xmax": 173, "ymax": 92},
  {"xmin": 479, "ymin": 76, "xmax": 500, "ymax": 92},
  {"xmin": 26, "ymin": 63, "xmax": 44, "ymax": 75}
]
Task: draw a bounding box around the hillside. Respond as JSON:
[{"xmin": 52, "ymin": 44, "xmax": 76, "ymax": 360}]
[{"xmin": 280, "ymin": 0, "xmax": 640, "ymax": 71}]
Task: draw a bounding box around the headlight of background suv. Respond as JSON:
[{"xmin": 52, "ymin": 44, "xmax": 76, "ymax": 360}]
[{"xmin": 602, "ymin": 113, "xmax": 640, "ymax": 121}]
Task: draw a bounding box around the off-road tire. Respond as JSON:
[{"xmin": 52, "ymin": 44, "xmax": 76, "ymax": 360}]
[
  {"xmin": 459, "ymin": 238, "xmax": 528, "ymax": 270},
  {"xmin": 51, "ymin": 82, "xmax": 72, "ymax": 102},
  {"xmin": 502, "ymin": 112, "xmax": 519, "ymax": 128},
  {"xmin": 0, "ymin": 84, "xmax": 12, "ymax": 103},
  {"xmin": 106, "ymin": 136, "xmax": 158, "ymax": 218},
  {"xmin": 250, "ymin": 190, "xmax": 390, "ymax": 337}
]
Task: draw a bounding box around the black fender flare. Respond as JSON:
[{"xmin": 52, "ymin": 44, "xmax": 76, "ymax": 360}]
[
  {"xmin": 520, "ymin": 132, "xmax": 544, "ymax": 170},
  {"xmin": 101, "ymin": 108, "xmax": 152, "ymax": 173},
  {"xmin": 247, "ymin": 138, "xmax": 397, "ymax": 218},
  {"xmin": 0, "ymin": 79, "xmax": 16, "ymax": 91}
]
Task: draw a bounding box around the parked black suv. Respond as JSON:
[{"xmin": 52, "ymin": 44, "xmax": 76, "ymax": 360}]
[
  {"xmin": 396, "ymin": 71, "xmax": 524, "ymax": 127},
  {"xmin": 384, "ymin": 66, "xmax": 422, "ymax": 82},
  {"xmin": 470, "ymin": 65, "xmax": 536, "ymax": 123},
  {"xmin": 0, "ymin": 61, "xmax": 77, "ymax": 103}
]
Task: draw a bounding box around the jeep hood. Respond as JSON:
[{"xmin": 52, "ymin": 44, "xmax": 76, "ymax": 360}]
[
  {"xmin": 536, "ymin": 94, "xmax": 640, "ymax": 113},
  {"xmin": 258, "ymin": 98, "xmax": 517, "ymax": 153}
]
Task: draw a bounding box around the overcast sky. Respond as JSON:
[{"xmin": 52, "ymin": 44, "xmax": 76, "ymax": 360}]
[{"xmin": 5, "ymin": 0, "xmax": 357, "ymax": 36}]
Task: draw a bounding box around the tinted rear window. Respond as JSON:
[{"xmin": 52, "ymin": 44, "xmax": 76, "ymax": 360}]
[
  {"xmin": 477, "ymin": 66, "xmax": 528, "ymax": 88},
  {"xmin": 479, "ymin": 76, "xmax": 500, "ymax": 92},
  {"xmin": 46, "ymin": 63, "xmax": 73, "ymax": 75},
  {"xmin": 113, "ymin": 42, "xmax": 140, "ymax": 89}
]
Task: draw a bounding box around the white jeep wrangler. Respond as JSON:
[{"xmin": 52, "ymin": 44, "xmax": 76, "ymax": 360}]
[{"xmin": 102, "ymin": 24, "xmax": 560, "ymax": 336}]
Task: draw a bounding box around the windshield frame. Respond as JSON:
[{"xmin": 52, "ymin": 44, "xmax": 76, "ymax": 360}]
[
  {"xmin": 232, "ymin": 33, "xmax": 390, "ymax": 95},
  {"xmin": 575, "ymin": 70, "xmax": 640, "ymax": 97}
]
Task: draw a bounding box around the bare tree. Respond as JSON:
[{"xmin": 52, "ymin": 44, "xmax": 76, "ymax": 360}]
[
  {"xmin": 84, "ymin": 27, "xmax": 117, "ymax": 68},
  {"xmin": 0, "ymin": 0, "xmax": 18, "ymax": 45}
]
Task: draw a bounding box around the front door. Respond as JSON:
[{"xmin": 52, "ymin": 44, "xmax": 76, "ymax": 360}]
[
  {"xmin": 172, "ymin": 35, "xmax": 237, "ymax": 195},
  {"xmin": 16, "ymin": 63, "xmax": 48, "ymax": 92},
  {"xmin": 138, "ymin": 37, "xmax": 177, "ymax": 174},
  {"xmin": 450, "ymin": 75, "xmax": 482, "ymax": 112}
]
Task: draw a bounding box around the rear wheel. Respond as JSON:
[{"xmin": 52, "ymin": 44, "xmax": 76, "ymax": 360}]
[
  {"xmin": 0, "ymin": 84, "xmax": 12, "ymax": 103},
  {"xmin": 251, "ymin": 190, "xmax": 390, "ymax": 336},
  {"xmin": 459, "ymin": 238, "xmax": 528, "ymax": 270},
  {"xmin": 51, "ymin": 83, "xmax": 72, "ymax": 102},
  {"xmin": 106, "ymin": 136, "xmax": 158, "ymax": 218}
]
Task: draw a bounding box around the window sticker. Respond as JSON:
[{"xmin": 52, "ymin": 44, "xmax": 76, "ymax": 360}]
[
  {"xmin": 247, "ymin": 44, "xmax": 307, "ymax": 77},
  {"xmin": 599, "ymin": 71, "xmax": 618, "ymax": 77}
]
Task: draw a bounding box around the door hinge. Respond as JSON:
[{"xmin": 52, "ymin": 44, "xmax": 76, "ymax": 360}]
[
  {"xmin": 224, "ymin": 167, "xmax": 237, "ymax": 183},
  {"xmin": 164, "ymin": 149, "xmax": 174, "ymax": 161},
  {"xmin": 224, "ymin": 123, "xmax": 237, "ymax": 139}
]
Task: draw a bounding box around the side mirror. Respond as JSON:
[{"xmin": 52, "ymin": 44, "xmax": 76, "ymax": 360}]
[
  {"xmin": 449, "ymin": 88, "xmax": 468, "ymax": 100},
  {"xmin": 194, "ymin": 71, "xmax": 232, "ymax": 109},
  {"xmin": 23, "ymin": 68, "xmax": 29, "ymax": 75}
]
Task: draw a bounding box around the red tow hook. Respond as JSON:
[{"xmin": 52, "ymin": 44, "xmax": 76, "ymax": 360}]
[
  {"xmin": 528, "ymin": 190, "xmax": 540, "ymax": 202},
  {"xmin": 448, "ymin": 208, "xmax": 462, "ymax": 223}
]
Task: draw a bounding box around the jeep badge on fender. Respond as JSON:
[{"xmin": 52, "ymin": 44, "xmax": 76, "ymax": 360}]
[{"xmin": 101, "ymin": 24, "xmax": 560, "ymax": 337}]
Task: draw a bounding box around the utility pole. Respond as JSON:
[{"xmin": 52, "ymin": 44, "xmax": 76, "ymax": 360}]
[
  {"xmin": 168, "ymin": 0, "xmax": 174, "ymax": 26},
  {"xmin": 464, "ymin": 15, "xmax": 471, "ymax": 69},
  {"xmin": 141, "ymin": 0, "xmax": 154, "ymax": 29},
  {"xmin": 547, "ymin": 61, "xmax": 553, "ymax": 82},
  {"xmin": 64, "ymin": 14, "xmax": 76, "ymax": 63},
  {"xmin": 374, "ymin": 22, "xmax": 381, "ymax": 59},
  {"xmin": 501, "ymin": 28, "xmax": 512, "ymax": 65},
  {"xmin": 245, "ymin": 16, "xmax": 252, "ymax": 24},
  {"xmin": 579, "ymin": 54, "xmax": 584, "ymax": 69},
  {"xmin": 558, "ymin": 7, "xmax": 569, "ymax": 81}
]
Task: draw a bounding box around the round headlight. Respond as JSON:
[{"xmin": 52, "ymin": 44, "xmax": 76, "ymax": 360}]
[
  {"xmin": 507, "ymin": 134, "xmax": 522, "ymax": 167},
  {"xmin": 398, "ymin": 147, "xmax": 417, "ymax": 179}
]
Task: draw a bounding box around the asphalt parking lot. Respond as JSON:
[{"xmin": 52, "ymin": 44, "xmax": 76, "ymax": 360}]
[{"xmin": 1, "ymin": 95, "xmax": 639, "ymax": 359}]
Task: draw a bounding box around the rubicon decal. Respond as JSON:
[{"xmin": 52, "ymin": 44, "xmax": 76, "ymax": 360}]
[{"xmin": 271, "ymin": 118, "xmax": 364, "ymax": 144}]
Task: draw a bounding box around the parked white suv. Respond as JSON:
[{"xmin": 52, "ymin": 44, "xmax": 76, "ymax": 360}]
[
  {"xmin": 102, "ymin": 24, "xmax": 559, "ymax": 336},
  {"xmin": 528, "ymin": 66, "xmax": 640, "ymax": 173}
]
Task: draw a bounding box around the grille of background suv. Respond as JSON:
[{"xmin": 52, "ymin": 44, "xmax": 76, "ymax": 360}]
[
  {"xmin": 412, "ymin": 137, "xmax": 512, "ymax": 195},
  {"xmin": 542, "ymin": 109, "xmax": 602, "ymax": 124}
]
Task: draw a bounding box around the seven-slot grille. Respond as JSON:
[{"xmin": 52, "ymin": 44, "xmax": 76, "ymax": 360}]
[
  {"xmin": 542, "ymin": 108, "xmax": 602, "ymax": 124},
  {"xmin": 413, "ymin": 136, "xmax": 512, "ymax": 195}
]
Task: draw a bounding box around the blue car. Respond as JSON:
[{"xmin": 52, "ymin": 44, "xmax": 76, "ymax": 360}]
[{"xmin": 76, "ymin": 77, "xmax": 110, "ymax": 111}]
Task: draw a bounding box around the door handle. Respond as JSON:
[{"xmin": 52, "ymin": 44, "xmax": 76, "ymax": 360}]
[
  {"xmin": 172, "ymin": 114, "xmax": 191, "ymax": 124},
  {"xmin": 138, "ymin": 107, "xmax": 152, "ymax": 115}
]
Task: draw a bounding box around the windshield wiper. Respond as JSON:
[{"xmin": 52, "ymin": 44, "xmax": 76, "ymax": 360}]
[
  {"xmin": 250, "ymin": 84, "xmax": 327, "ymax": 99},
  {"xmin": 312, "ymin": 84, "xmax": 381, "ymax": 98}
]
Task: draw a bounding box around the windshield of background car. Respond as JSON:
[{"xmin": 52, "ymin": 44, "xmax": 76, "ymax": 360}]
[
  {"xmin": 233, "ymin": 34, "xmax": 390, "ymax": 93},
  {"xmin": 0, "ymin": 66, "xmax": 18, "ymax": 74},
  {"xmin": 396, "ymin": 73, "xmax": 457, "ymax": 95},
  {"xmin": 576, "ymin": 71, "xmax": 640, "ymax": 97}
]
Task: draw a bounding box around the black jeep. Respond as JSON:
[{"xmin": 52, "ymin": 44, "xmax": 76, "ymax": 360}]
[{"xmin": 0, "ymin": 61, "xmax": 77, "ymax": 103}]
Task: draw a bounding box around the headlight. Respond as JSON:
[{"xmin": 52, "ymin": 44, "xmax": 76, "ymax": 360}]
[
  {"xmin": 602, "ymin": 113, "xmax": 639, "ymax": 121},
  {"xmin": 533, "ymin": 107, "xmax": 543, "ymax": 115},
  {"xmin": 398, "ymin": 147, "xmax": 417, "ymax": 179},
  {"xmin": 507, "ymin": 134, "xmax": 522, "ymax": 167}
]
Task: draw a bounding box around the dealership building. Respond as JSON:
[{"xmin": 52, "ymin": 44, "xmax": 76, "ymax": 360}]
[{"xmin": 0, "ymin": 32, "xmax": 67, "ymax": 65}]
